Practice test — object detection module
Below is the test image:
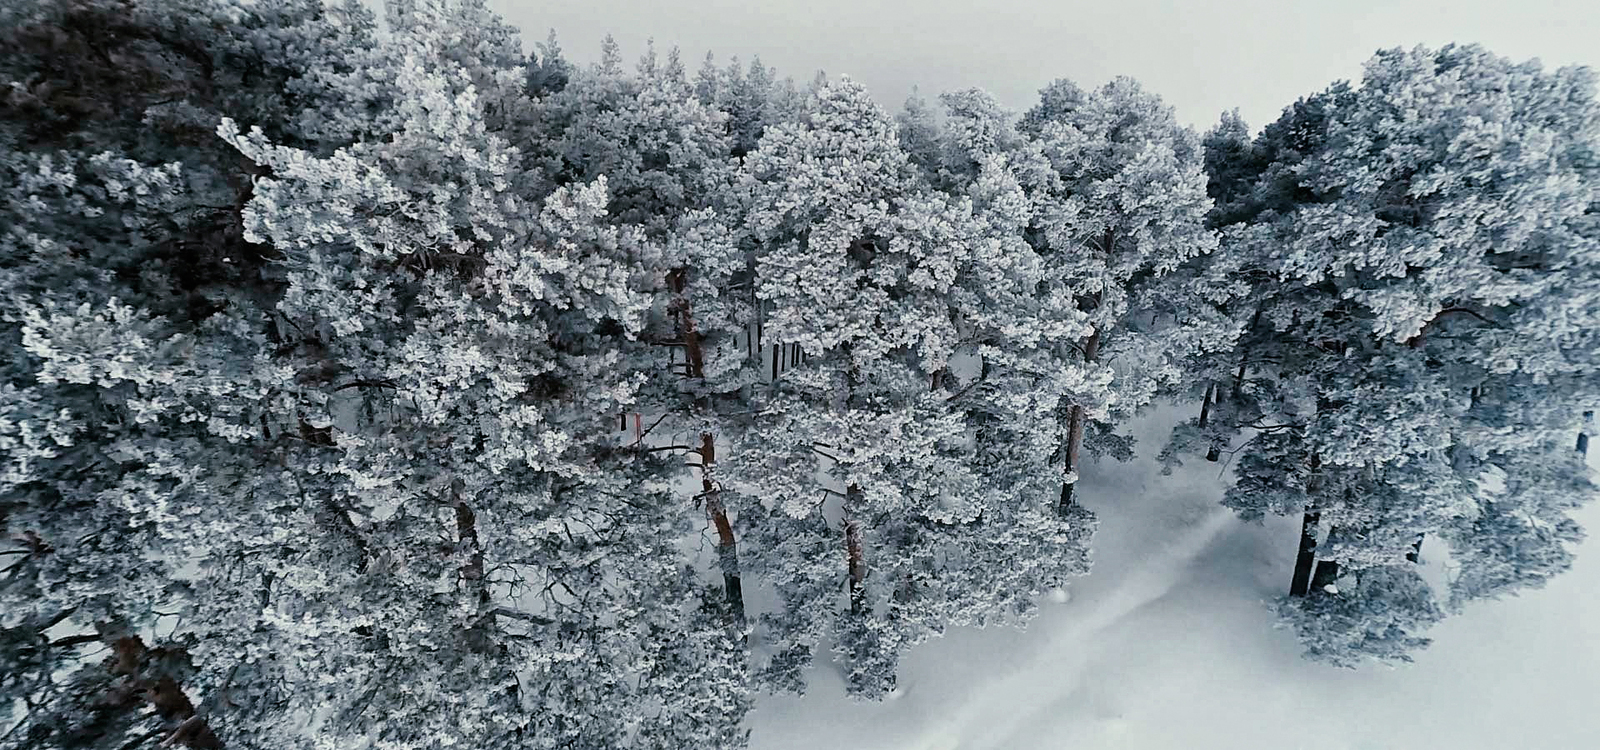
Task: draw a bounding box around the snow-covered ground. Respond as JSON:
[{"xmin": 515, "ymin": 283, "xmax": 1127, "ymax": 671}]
[{"xmin": 749, "ymin": 407, "xmax": 1600, "ymax": 750}]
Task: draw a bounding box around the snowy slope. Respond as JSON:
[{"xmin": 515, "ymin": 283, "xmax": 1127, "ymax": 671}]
[{"xmin": 749, "ymin": 406, "xmax": 1600, "ymax": 750}]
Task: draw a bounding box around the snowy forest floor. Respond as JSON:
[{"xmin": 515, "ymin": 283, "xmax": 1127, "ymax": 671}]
[{"xmin": 748, "ymin": 406, "xmax": 1600, "ymax": 750}]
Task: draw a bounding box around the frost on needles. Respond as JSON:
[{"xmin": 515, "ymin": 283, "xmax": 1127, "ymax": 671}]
[{"xmin": 1, "ymin": 0, "xmax": 1597, "ymax": 748}]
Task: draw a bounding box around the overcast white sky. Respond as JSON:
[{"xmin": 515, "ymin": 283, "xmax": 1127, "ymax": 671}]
[{"xmin": 488, "ymin": 0, "xmax": 1600, "ymax": 131}]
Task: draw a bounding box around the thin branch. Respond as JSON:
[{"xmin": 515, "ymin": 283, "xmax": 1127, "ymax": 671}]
[
  {"xmin": 635, "ymin": 412, "xmax": 672, "ymax": 443},
  {"xmin": 642, "ymin": 445, "xmax": 694, "ymax": 453},
  {"xmin": 944, "ymin": 373, "xmax": 989, "ymax": 404},
  {"xmin": 50, "ymin": 633, "xmax": 101, "ymax": 649},
  {"xmin": 331, "ymin": 379, "xmax": 397, "ymax": 392},
  {"xmin": 41, "ymin": 607, "xmax": 78, "ymax": 631},
  {"xmin": 1245, "ymin": 421, "xmax": 1303, "ymax": 433},
  {"xmin": 0, "ymin": 702, "xmax": 37, "ymax": 745},
  {"xmin": 810, "ymin": 446, "xmax": 842, "ymax": 463},
  {"xmin": 491, "ymin": 608, "xmax": 554, "ymax": 627},
  {"xmin": 1435, "ymin": 306, "xmax": 1505, "ymax": 329}
]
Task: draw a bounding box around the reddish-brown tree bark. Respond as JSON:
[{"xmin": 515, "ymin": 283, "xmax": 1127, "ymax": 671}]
[
  {"xmin": 670, "ymin": 268, "xmax": 744, "ymax": 617},
  {"xmin": 99, "ymin": 628, "xmax": 222, "ymax": 749},
  {"xmin": 1059, "ymin": 328, "xmax": 1100, "ymax": 514},
  {"xmin": 844, "ymin": 484, "xmax": 867, "ymax": 614}
]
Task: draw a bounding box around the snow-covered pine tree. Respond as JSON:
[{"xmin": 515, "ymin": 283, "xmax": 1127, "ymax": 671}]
[
  {"xmin": 634, "ymin": 571, "xmax": 753, "ymax": 750},
  {"xmin": 1156, "ymin": 109, "xmax": 1268, "ymax": 473},
  {"xmin": 730, "ymin": 77, "xmax": 988, "ymax": 700},
  {"xmin": 1205, "ymin": 44, "xmax": 1600, "ymax": 666},
  {"xmin": 1172, "ymin": 84, "xmax": 1362, "ymax": 592},
  {"xmin": 913, "ymin": 89, "xmax": 1100, "ymax": 626},
  {"xmin": 527, "ymin": 40, "xmax": 761, "ymax": 627},
  {"xmin": 895, "ymin": 88, "xmax": 944, "ymax": 184},
  {"xmin": 1, "ymin": 1, "xmax": 385, "ymax": 746},
  {"xmin": 208, "ymin": 3, "xmax": 753, "ymax": 745},
  {"xmin": 1015, "ymin": 78, "xmax": 1218, "ymax": 508}
]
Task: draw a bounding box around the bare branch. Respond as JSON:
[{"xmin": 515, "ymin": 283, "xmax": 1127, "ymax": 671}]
[
  {"xmin": 642, "ymin": 445, "xmax": 694, "ymax": 453},
  {"xmin": 492, "ymin": 608, "xmax": 555, "ymax": 627},
  {"xmin": 331, "ymin": 379, "xmax": 397, "ymax": 392},
  {"xmin": 51, "ymin": 633, "xmax": 101, "ymax": 649},
  {"xmin": 810, "ymin": 446, "xmax": 842, "ymax": 463}
]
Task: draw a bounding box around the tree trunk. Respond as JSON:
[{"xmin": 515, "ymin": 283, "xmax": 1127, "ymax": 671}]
[
  {"xmin": 1061, "ymin": 233, "xmax": 1116, "ymax": 514},
  {"xmin": 1289, "ymin": 511, "xmax": 1321, "ymax": 597},
  {"xmin": 1199, "ymin": 382, "xmax": 1221, "ymax": 462},
  {"xmin": 454, "ymin": 481, "xmax": 502, "ymax": 654},
  {"xmin": 1580, "ymin": 411, "xmax": 1593, "ymax": 456},
  {"xmin": 1231, "ymin": 308, "xmax": 1262, "ymax": 403},
  {"xmin": 1059, "ymin": 329, "xmax": 1101, "ymax": 514},
  {"xmin": 1309, "ymin": 510, "xmax": 1341, "ymax": 592},
  {"xmin": 97, "ymin": 626, "xmax": 222, "ymax": 749},
  {"xmin": 1311, "ymin": 558, "xmax": 1340, "ymax": 591},
  {"xmin": 845, "ymin": 484, "xmax": 867, "ymax": 615},
  {"xmin": 453, "ymin": 489, "xmax": 486, "ymax": 605},
  {"xmin": 671, "ymin": 268, "xmax": 745, "ymax": 619},
  {"xmin": 698, "ymin": 432, "xmax": 743, "ymax": 618},
  {"xmin": 1290, "ymin": 455, "xmax": 1324, "ymax": 597}
]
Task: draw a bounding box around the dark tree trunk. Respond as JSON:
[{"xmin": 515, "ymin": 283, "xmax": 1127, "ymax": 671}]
[
  {"xmin": 1289, "ymin": 511, "xmax": 1321, "ymax": 597},
  {"xmin": 671, "ymin": 268, "xmax": 745, "ymax": 620},
  {"xmin": 1231, "ymin": 308, "xmax": 1263, "ymax": 403},
  {"xmin": 699, "ymin": 432, "xmax": 744, "ymax": 619},
  {"xmin": 1290, "ymin": 454, "xmax": 1324, "ymax": 597},
  {"xmin": 96, "ymin": 626, "xmax": 223, "ymax": 749},
  {"xmin": 1580, "ymin": 411, "xmax": 1593, "ymax": 456},
  {"xmin": 1061, "ymin": 235, "xmax": 1114, "ymax": 514},
  {"xmin": 1059, "ymin": 329, "xmax": 1101, "ymax": 514},
  {"xmin": 1310, "ymin": 517, "xmax": 1341, "ymax": 591},
  {"xmin": 845, "ymin": 484, "xmax": 867, "ymax": 615},
  {"xmin": 1199, "ymin": 382, "xmax": 1221, "ymax": 462},
  {"xmin": 1311, "ymin": 558, "xmax": 1341, "ymax": 591}
]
